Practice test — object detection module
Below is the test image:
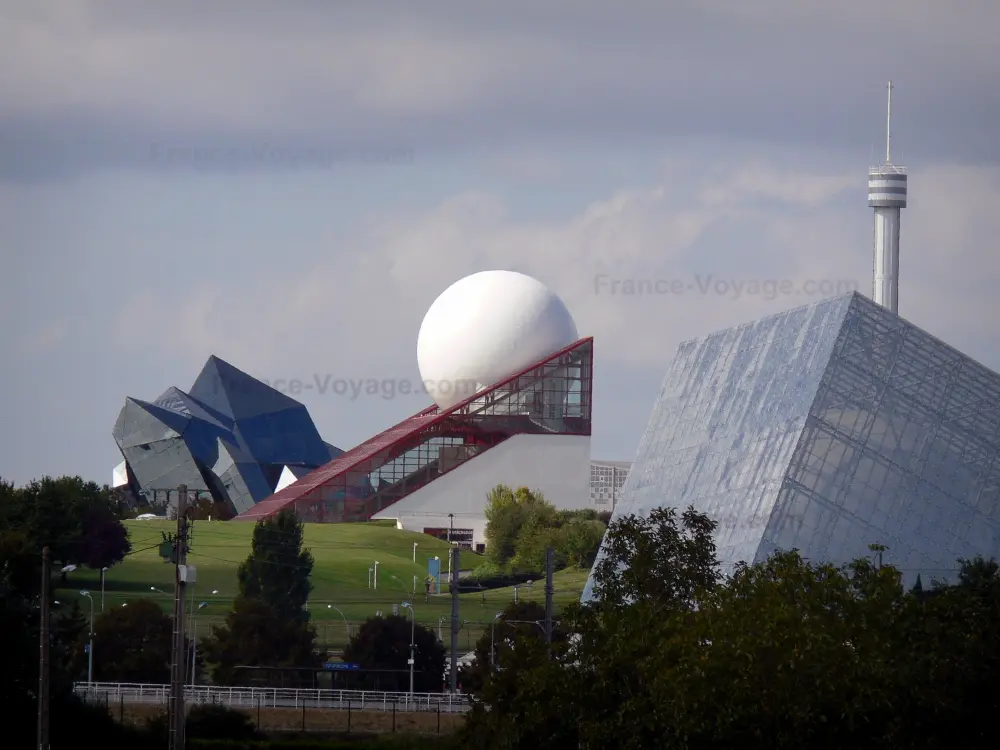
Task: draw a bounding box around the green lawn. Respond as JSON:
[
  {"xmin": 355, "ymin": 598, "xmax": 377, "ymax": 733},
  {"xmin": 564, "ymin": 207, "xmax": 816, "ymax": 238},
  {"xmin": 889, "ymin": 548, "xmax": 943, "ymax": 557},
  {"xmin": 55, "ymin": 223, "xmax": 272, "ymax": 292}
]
[{"xmin": 55, "ymin": 520, "xmax": 589, "ymax": 651}]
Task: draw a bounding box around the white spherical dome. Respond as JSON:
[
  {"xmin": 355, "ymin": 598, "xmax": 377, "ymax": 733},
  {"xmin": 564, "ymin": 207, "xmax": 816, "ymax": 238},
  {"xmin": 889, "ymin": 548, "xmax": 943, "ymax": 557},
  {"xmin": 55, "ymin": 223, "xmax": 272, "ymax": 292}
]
[{"xmin": 417, "ymin": 271, "xmax": 579, "ymax": 410}]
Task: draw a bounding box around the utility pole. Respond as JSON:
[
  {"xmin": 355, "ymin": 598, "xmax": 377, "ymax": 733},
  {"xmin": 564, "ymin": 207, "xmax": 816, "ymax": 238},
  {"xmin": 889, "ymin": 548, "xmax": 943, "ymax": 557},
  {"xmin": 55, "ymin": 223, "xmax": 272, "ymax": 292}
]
[
  {"xmin": 544, "ymin": 547, "xmax": 554, "ymax": 657},
  {"xmin": 168, "ymin": 486, "xmax": 191, "ymax": 750},
  {"xmin": 449, "ymin": 546, "xmax": 460, "ymax": 692},
  {"xmin": 37, "ymin": 546, "xmax": 51, "ymax": 750}
]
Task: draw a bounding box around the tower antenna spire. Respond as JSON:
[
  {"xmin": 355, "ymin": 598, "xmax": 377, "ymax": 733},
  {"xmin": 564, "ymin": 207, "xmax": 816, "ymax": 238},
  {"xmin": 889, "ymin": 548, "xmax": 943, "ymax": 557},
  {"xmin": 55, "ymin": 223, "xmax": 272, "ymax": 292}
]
[
  {"xmin": 885, "ymin": 80, "xmax": 893, "ymax": 164},
  {"xmin": 869, "ymin": 81, "xmax": 906, "ymax": 315}
]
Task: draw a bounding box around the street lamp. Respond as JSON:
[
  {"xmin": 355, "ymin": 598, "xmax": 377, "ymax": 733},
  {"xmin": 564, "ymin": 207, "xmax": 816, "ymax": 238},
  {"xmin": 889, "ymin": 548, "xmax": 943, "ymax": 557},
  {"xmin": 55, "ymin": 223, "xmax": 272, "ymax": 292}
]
[
  {"xmin": 412, "ymin": 541, "xmax": 418, "ymax": 563},
  {"xmin": 490, "ymin": 612, "xmax": 504, "ymax": 671},
  {"xmin": 373, "ymin": 561, "xmax": 379, "ymax": 590},
  {"xmin": 400, "ymin": 601, "xmax": 416, "ymax": 695},
  {"xmin": 100, "ymin": 567, "xmax": 109, "ymax": 612},
  {"xmin": 447, "ymin": 513, "xmax": 454, "ymax": 543},
  {"xmin": 190, "ymin": 602, "xmax": 208, "ymax": 687},
  {"xmin": 80, "ymin": 590, "xmax": 95, "ymax": 683},
  {"xmin": 326, "ymin": 604, "xmax": 351, "ymax": 640},
  {"xmin": 150, "ymin": 586, "xmax": 167, "ymax": 595}
]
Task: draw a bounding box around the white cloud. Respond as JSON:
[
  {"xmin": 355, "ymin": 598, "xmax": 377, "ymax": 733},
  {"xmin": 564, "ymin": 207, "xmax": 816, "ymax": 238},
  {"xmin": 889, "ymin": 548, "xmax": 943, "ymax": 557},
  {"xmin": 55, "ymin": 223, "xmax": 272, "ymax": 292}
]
[{"xmin": 110, "ymin": 158, "xmax": 1000, "ymax": 386}]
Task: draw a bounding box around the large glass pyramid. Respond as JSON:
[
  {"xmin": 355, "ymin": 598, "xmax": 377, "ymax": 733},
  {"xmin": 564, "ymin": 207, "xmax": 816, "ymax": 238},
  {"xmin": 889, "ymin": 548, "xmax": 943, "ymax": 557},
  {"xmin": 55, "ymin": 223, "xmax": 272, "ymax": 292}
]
[{"xmin": 584, "ymin": 292, "xmax": 1000, "ymax": 599}]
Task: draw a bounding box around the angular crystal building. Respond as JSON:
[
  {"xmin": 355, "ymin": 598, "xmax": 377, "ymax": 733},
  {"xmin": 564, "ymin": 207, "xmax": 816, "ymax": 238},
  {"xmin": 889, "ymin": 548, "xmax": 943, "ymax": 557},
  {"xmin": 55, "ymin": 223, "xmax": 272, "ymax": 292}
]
[
  {"xmin": 584, "ymin": 293, "xmax": 1000, "ymax": 598},
  {"xmin": 236, "ymin": 338, "xmax": 594, "ymax": 548},
  {"xmin": 113, "ymin": 356, "xmax": 341, "ymax": 516}
]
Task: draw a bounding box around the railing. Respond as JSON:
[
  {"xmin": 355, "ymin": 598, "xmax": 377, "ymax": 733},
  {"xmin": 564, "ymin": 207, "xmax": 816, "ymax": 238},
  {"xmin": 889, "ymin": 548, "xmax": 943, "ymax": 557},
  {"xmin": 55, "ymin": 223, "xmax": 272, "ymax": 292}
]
[
  {"xmin": 869, "ymin": 164, "xmax": 907, "ymax": 175},
  {"xmin": 74, "ymin": 682, "xmax": 470, "ymax": 713}
]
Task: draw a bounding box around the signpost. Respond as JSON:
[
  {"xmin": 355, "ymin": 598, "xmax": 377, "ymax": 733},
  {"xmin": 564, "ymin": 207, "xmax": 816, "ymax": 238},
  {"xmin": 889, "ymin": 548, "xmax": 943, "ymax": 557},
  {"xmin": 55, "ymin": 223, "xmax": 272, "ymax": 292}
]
[{"xmin": 323, "ymin": 662, "xmax": 361, "ymax": 671}]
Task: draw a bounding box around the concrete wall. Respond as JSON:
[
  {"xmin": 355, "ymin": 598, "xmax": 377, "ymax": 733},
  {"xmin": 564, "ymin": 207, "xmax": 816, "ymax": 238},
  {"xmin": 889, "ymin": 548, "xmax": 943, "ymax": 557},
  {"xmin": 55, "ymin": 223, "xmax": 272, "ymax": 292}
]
[{"xmin": 372, "ymin": 434, "xmax": 591, "ymax": 547}]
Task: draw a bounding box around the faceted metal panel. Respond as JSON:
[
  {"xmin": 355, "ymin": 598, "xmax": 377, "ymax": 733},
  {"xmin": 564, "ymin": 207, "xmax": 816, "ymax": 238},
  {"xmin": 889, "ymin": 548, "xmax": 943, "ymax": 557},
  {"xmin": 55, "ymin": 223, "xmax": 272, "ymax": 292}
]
[
  {"xmin": 232, "ymin": 407, "xmax": 332, "ymax": 467},
  {"xmin": 585, "ymin": 292, "xmax": 1000, "ymax": 601},
  {"xmin": 113, "ymin": 356, "xmax": 338, "ymax": 516},
  {"xmin": 189, "ymin": 356, "xmax": 303, "ymax": 420}
]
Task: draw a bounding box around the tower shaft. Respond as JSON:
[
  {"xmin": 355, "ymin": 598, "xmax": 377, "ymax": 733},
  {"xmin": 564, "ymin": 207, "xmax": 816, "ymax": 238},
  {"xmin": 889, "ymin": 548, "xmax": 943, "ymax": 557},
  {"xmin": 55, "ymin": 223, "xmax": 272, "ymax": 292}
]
[{"xmin": 869, "ymin": 81, "xmax": 906, "ymax": 314}]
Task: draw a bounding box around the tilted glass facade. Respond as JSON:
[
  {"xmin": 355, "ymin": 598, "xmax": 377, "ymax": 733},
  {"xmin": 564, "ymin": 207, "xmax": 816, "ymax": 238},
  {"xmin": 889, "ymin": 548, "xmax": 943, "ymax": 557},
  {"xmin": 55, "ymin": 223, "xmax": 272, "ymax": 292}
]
[
  {"xmin": 590, "ymin": 461, "xmax": 631, "ymax": 508},
  {"xmin": 585, "ymin": 293, "xmax": 1000, "ymax": 599},
  {"xmin": 238, "ymin": 338, "xmax": 594, "ymax": 523}
]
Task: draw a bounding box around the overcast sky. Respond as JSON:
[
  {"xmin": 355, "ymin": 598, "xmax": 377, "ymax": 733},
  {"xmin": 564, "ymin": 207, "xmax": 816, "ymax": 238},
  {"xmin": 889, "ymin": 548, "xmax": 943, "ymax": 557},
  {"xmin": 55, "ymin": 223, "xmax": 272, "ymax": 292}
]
[{"xmin": 3, "ymin": 0, "xmax": 999, "ymax": 486}]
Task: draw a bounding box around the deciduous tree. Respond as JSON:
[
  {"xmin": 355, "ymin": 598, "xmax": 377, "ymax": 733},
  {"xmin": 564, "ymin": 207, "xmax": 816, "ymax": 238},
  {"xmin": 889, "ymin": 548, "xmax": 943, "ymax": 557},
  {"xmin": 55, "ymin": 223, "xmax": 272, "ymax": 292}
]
[
  {"xmin": 202, "ymin": 597, "xmax": 321, "ymax": 686},
  {"xmin": 343, "ymin": 614, "xmax": 446, "ymax": 693},
  {"xmin": 81, "ymin": 598, "xmax": 174, "ymax": 683}
]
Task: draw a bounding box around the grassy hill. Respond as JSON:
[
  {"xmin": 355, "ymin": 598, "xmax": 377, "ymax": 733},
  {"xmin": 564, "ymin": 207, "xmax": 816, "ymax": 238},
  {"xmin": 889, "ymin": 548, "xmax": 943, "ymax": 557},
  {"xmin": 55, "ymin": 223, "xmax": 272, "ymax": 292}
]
[{"xmin": 55, "ymin": 519, "xmax": 589, "ymax": 651}]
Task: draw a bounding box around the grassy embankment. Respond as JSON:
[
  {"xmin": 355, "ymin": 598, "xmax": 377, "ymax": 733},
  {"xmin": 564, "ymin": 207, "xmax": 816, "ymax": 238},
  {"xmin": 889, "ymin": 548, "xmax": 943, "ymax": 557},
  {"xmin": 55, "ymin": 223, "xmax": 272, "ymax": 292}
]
[{"xmin": 57, "ymin": 520, "xmax": 589, "ymax": 651}]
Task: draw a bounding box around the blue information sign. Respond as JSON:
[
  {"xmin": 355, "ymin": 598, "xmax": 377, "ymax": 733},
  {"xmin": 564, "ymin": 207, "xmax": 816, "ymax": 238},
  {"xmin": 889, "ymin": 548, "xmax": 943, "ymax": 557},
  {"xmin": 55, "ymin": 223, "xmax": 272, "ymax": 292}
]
[
  {"xmin": 427, "ymin": 557, "xmax": 441, "ymax": 593},
  {"xmin": 323, "ymin": 662, "xmax": 360, "ymax": 671}
]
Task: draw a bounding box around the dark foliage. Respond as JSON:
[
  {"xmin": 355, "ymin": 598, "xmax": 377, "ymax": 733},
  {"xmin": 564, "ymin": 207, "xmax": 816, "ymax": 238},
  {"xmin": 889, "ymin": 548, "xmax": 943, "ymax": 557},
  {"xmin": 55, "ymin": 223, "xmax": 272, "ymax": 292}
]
[
  {"xmin": 343, "ymin": 615, "xmax": 446, "ymax": 693},
  {"xmin": 464, "ymin": 503, "xmax": 1000, "ymax": 750},
  {"xmin": 187, "ymin": 703, "xmax": 261, "ymax": 740},
  {"xmin": 589, "ymin": 505, "xmax": 720, "ymax": 609},
  {"xmin": 238, "ymin": 509, "xmax": 314, "ymax": 622},
  {"xmin": 2, "ymin": 475, "xmax": 131, "ymax": 570},
  {"xmin": 189, "ymin": 737, "xmax": 459, "ymax": 749},
  {"xmin": 76, "ymin": 597, "xmax": 175, "ymax": 683},
  {"xmin": 205, "ymin": 509, "xmax": 322, "ymax": 685},
  {"xmin": 460, "ymin": 600, "xmax": 565, "ymax": 695},
  {"xmin": 203, "ymin": 597, "xmax": 322, "ymax": 685}
]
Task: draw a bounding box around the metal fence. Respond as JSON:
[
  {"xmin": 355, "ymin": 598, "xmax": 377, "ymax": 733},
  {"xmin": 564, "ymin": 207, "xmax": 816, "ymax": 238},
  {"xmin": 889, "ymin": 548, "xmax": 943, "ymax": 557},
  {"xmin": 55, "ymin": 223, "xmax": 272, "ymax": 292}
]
[{"xmin": 74, "ymin": 682, "xmax": 470, "ymax": 714}]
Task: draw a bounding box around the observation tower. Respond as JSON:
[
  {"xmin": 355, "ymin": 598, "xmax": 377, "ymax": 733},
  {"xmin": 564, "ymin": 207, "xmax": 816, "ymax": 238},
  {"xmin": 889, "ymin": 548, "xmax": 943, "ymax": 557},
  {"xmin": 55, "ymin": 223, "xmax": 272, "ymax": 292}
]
[{"xmin": 869, "ymin": 80, "xmax": 907, "ymax": 313}]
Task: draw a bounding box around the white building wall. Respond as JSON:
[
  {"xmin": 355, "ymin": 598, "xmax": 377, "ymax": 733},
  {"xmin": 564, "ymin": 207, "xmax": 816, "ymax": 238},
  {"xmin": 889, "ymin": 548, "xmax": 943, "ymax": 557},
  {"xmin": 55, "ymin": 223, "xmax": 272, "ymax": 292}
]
[{"xmin": 372, "ymin": 434, "xmax": 591, "ymax": 547}]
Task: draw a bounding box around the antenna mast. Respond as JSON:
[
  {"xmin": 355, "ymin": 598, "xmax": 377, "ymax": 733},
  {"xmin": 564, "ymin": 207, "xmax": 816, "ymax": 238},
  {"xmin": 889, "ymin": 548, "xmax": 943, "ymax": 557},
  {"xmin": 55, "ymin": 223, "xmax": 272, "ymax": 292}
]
[
  {"xmin": 885, "ymin": 80, "xmax": 893, "ymax": 164},
  {"xmin": 869, "ymin": 80, "xmax": 907, "ymax": 315}
]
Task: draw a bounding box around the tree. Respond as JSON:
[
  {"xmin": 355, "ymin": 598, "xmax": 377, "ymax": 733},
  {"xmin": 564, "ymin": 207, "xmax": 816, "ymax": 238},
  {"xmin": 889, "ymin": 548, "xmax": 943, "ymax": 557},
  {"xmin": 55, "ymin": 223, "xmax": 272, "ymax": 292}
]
[
  {"xmin": 588, "ymin": 505, "xmax": 721, "ymax": 610},
  {"xmin": 562, "ymin": 519, "xmax": 606, "ymax": 568},
  {"xmin": 202, "ymin": 597, "xmax": 321, "ymax": 685},
  {"xmin": 205, "ymin": 509, "xmax": 321, "ymax": 686},
  {"xmin": 343, "ymin": 614, "xmax": 446, "ymax": 692},
  {"xmin": 78, "ymin": 598, "xmax": 174, "ymax": 683},
  {"xmin": 237, "ymin": 508, "xmax": 313, "ymax": 622},
  {"xmin": 461, "ymin": 600, "xmax": 561, "ymax": 695},
  {"xmin": 11, "ymin": 476, "xmax": 131, "ymax": 570},
  {"xmin": 484, "ymin": 485, "xmax": 554, "ymax": 568}
]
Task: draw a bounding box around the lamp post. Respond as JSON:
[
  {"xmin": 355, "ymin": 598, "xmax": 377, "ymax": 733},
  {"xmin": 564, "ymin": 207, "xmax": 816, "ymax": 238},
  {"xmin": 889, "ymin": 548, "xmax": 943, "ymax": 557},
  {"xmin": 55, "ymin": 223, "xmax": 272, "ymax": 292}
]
[
  {"xmin": 80, "ymin": 590, "xmax": 95, "ymax": 683},
  {"xmin": 373, "ymin": 561, "xmax": 379, "ymax": 590},
  {"xmin": 412, "ymin": 542, "xmax": 417, "ymax": 563},
  {"xmin": 447, "ymin": 513, "xmax": 454, "ymax": 543},
  {"xmin": 490, "ymin": 612, "xmax": 504, "ymax": 671},
  {"xmin": 400, "ymin": 601, "xmax": 416, "ymax": 694},
  {"xmin": 326, "ymin": 604, "xmax": 351, "ymax": 640},
  {"xmin": 100, "ymin": 567, "xmax": 108, "ymax": 612},
  {"xmin": 190, "ymin": 602, "xmax": 207, "ymax": 687}
]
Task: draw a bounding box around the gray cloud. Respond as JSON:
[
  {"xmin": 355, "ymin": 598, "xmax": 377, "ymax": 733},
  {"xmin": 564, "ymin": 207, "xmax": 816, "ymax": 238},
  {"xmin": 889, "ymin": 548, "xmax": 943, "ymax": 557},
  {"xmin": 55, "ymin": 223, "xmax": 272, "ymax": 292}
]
[
  {"xmin": 4, "ymin": 1, "xmax": 999, "ymax": 488},
  {"xmin": 1, "ymin": 0, "xmax": 998, "ymax": 180}
]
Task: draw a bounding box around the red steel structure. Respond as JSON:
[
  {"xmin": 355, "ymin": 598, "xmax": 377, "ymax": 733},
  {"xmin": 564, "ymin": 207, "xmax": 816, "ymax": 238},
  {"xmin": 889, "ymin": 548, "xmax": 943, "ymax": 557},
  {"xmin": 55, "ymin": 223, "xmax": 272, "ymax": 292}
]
[{"xmin": 233, "ymin": 338, "xmax": 594, "ymax": 523}]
